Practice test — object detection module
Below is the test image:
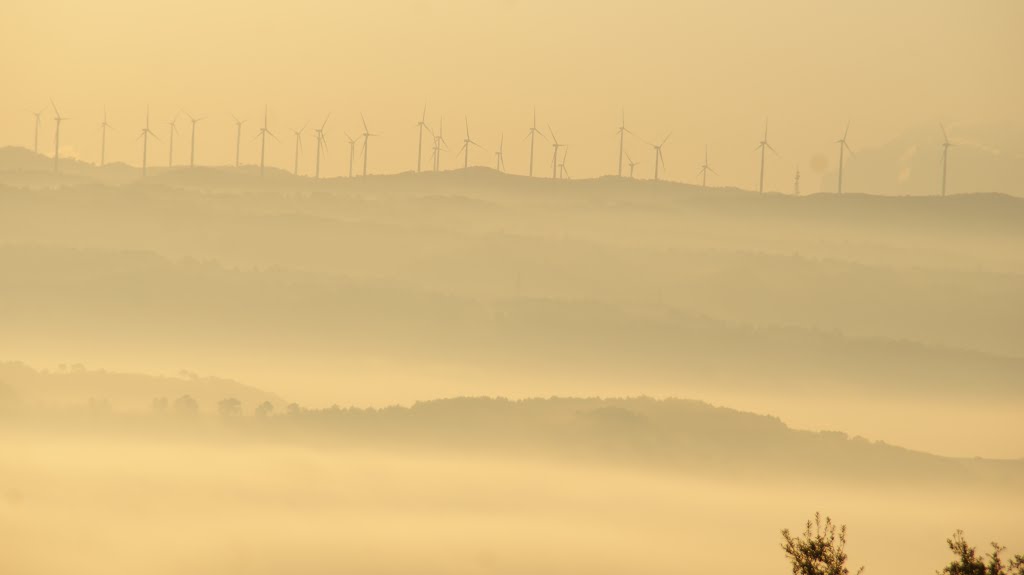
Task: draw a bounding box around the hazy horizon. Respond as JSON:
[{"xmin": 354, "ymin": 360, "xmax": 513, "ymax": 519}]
[
  {"xmin": 2, "ymin": 1, "xmax": 1023, "ymax": 193},
  {"xmin": 2, "ymin": 2, "xmax": 1022, "ymax": 574}
]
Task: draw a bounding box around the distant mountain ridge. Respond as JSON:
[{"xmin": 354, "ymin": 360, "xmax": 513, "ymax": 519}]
[{"xmin": 0, "ymin": 361, "xmax": 284, "ymax": 413}]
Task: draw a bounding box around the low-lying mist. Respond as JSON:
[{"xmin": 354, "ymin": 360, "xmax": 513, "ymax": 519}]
[{"xmin": 1, "ymin": 400, "xmax": 1020, "ymax": 575}]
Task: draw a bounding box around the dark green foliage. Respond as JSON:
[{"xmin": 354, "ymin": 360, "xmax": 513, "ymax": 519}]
[
  {"xmin": 781, "ymin": 512, "xmax": 864, "ymax": 575},
  {"xmin": 939, "ymin": 531, "xmax": 1024, "ymax": 575}
]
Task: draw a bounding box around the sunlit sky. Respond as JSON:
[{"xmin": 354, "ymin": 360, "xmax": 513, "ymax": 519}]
[{"xmin": 2, "ymin": 0, "xmax": 1021, "ymax": 192}]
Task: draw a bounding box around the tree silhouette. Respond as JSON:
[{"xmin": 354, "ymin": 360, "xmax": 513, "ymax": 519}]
[
  {"xmin": 218, "ymin": 397, "xmax": 242, "ymax": 417},
  {"xmin": 781, "ymin": 512, "xmax": 864, "ymax": 575},
  {"xmin": 255, "ymin": 401, "xmax": 274, "ymax": 417},
  {"xmin": 939, "ymin": 531, "xmax": 1024, "ymax": 575},
  {"xmin": 151, "ymin": 397, "xmax": 169, "ymax": 413},
  {"xmin": 173, "ymin": 394, "xmax": 199, "ymax": 415}
]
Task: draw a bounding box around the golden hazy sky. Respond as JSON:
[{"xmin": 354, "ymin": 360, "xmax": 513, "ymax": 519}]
[{"xmin": 2, "ymin": 0, "xmax": 1021, "ymax": 191}]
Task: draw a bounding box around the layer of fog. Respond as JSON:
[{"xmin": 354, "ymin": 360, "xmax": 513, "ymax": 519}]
[
  {"xmin": 2, "ymin": 167, "xmax": 1022, "ymax": 456},
  {"xmin": 1, "ymin": 413, "xmax": 1020, "ymax": 575}
]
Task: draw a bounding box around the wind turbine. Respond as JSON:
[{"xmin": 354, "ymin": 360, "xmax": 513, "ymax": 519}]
[
  {"xmin": 231, "ymin": 114, "xmax": 245, "ymax": 168},
  {"xmin": 459, "ymin": 117, "xmax": 484, "ymax": 169},
  {"xmin": 184, "ymin": 112, "xmax": 205, "ymax": 168},
  {"xmin": 651, "ymin": 133, "xmax": 670, "ymax": 181},
  {"xmin": 314, "ymin": 114, "xmax": 330, "ymax": 179},
  {"xmin": 548, "ymin": 125, "xmax": 562, "ymax": 179},
  {"xmin": 495, "ymin": 133, "xmax": 505, "ymax": 172},
  {"xmin": 416, "ymin": 106, "xmax": 428, "ymax": 173},
  {"xmin": 524, "ymin": 108, "xmax": 546, "ymax": 177},
  {"xmin": 941, "ymin": 123, "xmax": 954, "ymax": 196},
  {"xmin": 432, "ymin": 116, "xmax": 448, "ymax": 172},
  {"xmin": 755, "ymin": 120, "xmax": 778, "ymax": 194},
  {"xmin": 559, "ymin": 146, "xmax": 570, "ymax": 180},
  {"xmin": 99, "ymin": 106, "xmax": 113, "ymax": 167},
  {"xmin": 167, "ymin": 114, "xmax": 179, "ymax": 167},
  {"xmin": 50, "ymin": 99, "xmax": 68, "ymax": 173},
  {"xmin": 698, "ymin": 145, "xmax": 717, "ymax": 188},
  {"xmin": 361, "ymin": 114, "xmax": 378, "ymax": 177},
  {"xmin": 345, "ymin": 131, "xmax": 357, "ymax": 178},
  {"xmin": 32, "ymin": 109, "xmax": 44, "ymax": 154},
  {"xmin": 138, "ymin": 106, "xmax": 160, "ymax": 177},
  {"xmin": 626, "ymin": 152, "xmax": 639, "ymax": 179},
  {"xmin": 616, "ymin": 109, "xmax": 632, "ymax": 177},
  {"xmin": 290, "ymin": 121, "xmax": 308, "ymax": 176},
  {"xmin": 836, "ymin": 121, "xmax": 854, "ymax": 194},
  {"xmin": 254, "ymin": 105, "xmax": 278, "ymax": 177}
]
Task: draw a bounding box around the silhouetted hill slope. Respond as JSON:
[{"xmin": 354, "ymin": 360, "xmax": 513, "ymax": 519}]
[
  {"xmin": 0, "ymin": 361, "xmax": 283, "ymax": 412},
  {"xmin": 275, "ymin": 397, "xmax": 1024, "ymax": 487}
]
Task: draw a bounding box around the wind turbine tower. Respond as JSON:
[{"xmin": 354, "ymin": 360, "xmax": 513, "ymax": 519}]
[
  {"xmin": 51, "ymin": 100, "xmax": 68, "ymax": 173},
  {"xmin": 138, "ymin": 106, "xmax": 159, "ymax": 177},
  {"xmin": 941, "ymin": 123, "xmax": 953, "ymax": 196},
  {"xmin": 755, "ymin": 120, "xmax": 778, "ymax": 194},
  {"xmin": 416, "ymin": 106, "xmax": 428, "ymax": 172},
  {"xmin": 185, "ymin": 112, "xmax": 205, "ymax": 168},
  {"xmin": 626, "ymin": 152, "xmax": 638, "ymax": 179},
  {"xmin": 231, "ymin": 115, "xmax": 245, "ymax": 168},
  {"xmin": 459, "ymin": 117, "xmax": 483, "ymax": 169},
  {"xmin": 432, "ymin": 117, "xmax": 447, "ymax": 172},
  {"xmin": 32, "ymin": 109, "xmax": 43, "ymax": 154},
  {"xmin": 100, "ymin": 107, "xmax": 113, "ymax": 167},
  {"xmin": 495, "ymin": 134, "xmax": 505, "ymax": 173},
  {"xmin": 836, "ymin": 121, "xmax": 854, "ymax": 194},
  {"xmin": 168, "ymin": 114, "xmax": 179, "ymax": 167},
  {"xmin": 345, "ymin": 132, "xmax": 357, "ymax": 178},
  {"xmin": 651, "ymin": 134, "xmax": 670, "ymax": 181},
  {"xmin": 290, "ymin": 121, "xmax": 308, "ymax": 176},
  {"xmin": 361, "ymin": 115, "xmax": 378, "ymax": 177},
  {"xmin": 255, "ymin": 105, "xmax": 278, "ymax": 177},
  {"xmin": 548, "ymin": 125, "xmax": 562, "ymax": 179},
  {"xmin": 698, "ymin": 145, "xmax": 717, "ymax": 188},
  {"xmin": 616, "ymin": 110, "xmax": 631, "ymax": 177},
  {"xmin": 314, "ymin": 115, "xmax": 330, "ymax": 179},
  {"xmin": 525, "ymin": 108, "xmax": 546, "ymax": 177}
]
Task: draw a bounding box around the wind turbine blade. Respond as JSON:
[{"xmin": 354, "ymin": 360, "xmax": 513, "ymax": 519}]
[
  {"xmin": 843, "ymin": 120, "xmax": 851, "ymax": 140},
  {"xmin": 50, "ymin": 98, "xmax": 60, "ymax": 116},
  {"xmin": 767, "ymin": 143, "xmax": 779, "ymax": 156},
  {"xmin": 844, "ymin": 142, "xmax": 854, "ymax": 156},
  {"xmin": 940, "ymin": 123, "xmax": 949, "ymax": 143},
  {"xmin": 709, "ymin": 167, "xmax": 719, "ymax": 176},
  {"xmin": 361, "ymin": 114, "xmax": 369, "ymax": 133},
  {"xmin": 661, "ymin": 133, "xmax": 672, "ymax": 145},
  {"xmin": 321, "ymin": 113, "xmax": 331, "ymax": 129}
]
